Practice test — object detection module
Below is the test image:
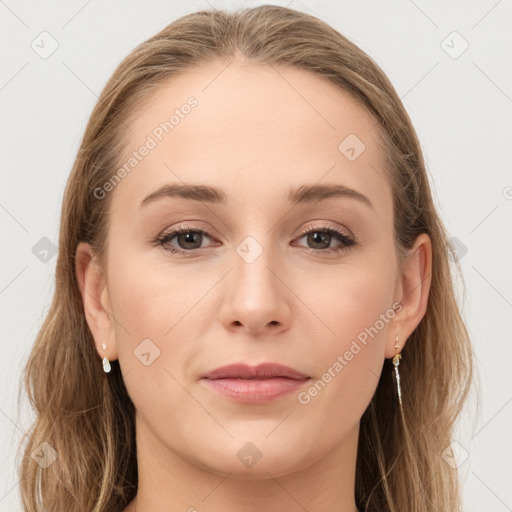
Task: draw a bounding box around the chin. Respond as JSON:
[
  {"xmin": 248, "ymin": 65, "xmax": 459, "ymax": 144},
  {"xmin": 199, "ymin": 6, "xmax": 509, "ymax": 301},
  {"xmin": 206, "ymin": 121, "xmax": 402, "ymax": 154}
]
[{"xmin": 186, "ymin": 433, "xmax": 313, "ymax": 479}]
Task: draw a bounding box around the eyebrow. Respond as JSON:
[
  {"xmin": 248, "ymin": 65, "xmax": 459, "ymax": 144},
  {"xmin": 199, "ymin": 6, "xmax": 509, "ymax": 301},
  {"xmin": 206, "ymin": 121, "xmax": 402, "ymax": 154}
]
[{"xmin": 139, "ymin": 183, "xmax": 374, "ymax": 210}]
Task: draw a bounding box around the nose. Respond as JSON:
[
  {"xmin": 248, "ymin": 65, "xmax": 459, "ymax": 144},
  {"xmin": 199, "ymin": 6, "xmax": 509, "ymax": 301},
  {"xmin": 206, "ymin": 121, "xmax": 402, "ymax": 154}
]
[{"xmin": 218, "ymin": 243, "xmax": 292, "ymax": 336}]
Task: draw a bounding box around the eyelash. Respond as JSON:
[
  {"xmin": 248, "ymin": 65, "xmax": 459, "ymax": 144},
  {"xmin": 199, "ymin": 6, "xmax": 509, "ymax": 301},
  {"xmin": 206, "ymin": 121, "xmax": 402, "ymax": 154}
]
[{"xmin": 155, "ymin": 222, "xmax": 356, "ymax": 257}]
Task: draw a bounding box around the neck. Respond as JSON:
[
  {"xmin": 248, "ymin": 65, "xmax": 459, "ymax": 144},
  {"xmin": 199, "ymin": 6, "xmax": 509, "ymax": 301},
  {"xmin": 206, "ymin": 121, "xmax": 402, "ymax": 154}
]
[{"xmin": 126, "ymin": 414, "xmax": 360, "ymax": 512}]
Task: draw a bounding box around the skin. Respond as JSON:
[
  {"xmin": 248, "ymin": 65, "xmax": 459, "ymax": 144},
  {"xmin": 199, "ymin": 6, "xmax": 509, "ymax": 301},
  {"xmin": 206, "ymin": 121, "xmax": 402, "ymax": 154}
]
[{"xmin": 76, "ymin": 60, "xmax": 431, "ymax": 512}]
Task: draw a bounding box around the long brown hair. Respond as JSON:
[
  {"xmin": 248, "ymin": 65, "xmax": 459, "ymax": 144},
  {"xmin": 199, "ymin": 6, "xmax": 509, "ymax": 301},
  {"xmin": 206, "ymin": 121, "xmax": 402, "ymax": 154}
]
[{"xmin": 17, "ymin": 5, "xmax": 473, "ymax": 511}]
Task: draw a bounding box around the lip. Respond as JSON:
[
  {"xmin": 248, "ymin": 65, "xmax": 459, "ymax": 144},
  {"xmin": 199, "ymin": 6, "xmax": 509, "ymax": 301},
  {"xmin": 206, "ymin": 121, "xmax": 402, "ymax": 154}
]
[
  {"xmin": 201, "ymin": 363, "xmax": 310, "ymax": 404},
  {"xmin": 202, "ymin": 362, "xmax": 309, "ymax": 380}
]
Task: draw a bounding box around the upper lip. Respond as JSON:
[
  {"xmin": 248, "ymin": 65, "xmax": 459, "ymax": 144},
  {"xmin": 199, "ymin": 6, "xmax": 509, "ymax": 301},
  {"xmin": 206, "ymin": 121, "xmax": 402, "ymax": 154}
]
[{"xmin": 202, "ymin": 363, "xmax": 309, "ymax": 380}]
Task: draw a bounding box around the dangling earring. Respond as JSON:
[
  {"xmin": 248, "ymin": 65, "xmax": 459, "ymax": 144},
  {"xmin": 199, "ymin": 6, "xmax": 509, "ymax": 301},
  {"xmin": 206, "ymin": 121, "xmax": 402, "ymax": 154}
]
[
  {"xmin": 102, "ymin": 343, "xmax": 111, "ymax": 373},
  {"xmin": 392, "ymin": 335, "xmax": 402, "ymax": 406}
]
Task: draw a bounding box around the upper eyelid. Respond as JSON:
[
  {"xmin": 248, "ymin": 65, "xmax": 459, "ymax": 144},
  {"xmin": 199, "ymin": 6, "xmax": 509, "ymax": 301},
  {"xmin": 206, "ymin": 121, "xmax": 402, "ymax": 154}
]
[
  {"xmin": 159, "ymin": 222, "xmax": 352, "ymax": 238},
  {"xmin": 300, "ymin": 221, "xmax": 353, "ymax": 239}
]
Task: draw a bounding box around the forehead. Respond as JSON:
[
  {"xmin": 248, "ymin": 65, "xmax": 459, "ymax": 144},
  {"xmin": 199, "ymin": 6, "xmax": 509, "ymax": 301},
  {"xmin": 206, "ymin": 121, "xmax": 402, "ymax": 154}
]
[{"xmin": 110, "ymin": 60, "xmax": 391, "ymax": 218}]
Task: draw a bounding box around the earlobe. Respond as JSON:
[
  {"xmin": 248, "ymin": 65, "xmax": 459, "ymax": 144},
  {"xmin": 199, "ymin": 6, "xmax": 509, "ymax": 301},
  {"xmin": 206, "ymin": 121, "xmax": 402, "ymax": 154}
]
[
  {"xmin": 385, "ymin": 233, "xmax": 432, "ymax": 359},
  {"xmin": 75, "ymin": 242, "xmax": 118, "ymax": 361}
]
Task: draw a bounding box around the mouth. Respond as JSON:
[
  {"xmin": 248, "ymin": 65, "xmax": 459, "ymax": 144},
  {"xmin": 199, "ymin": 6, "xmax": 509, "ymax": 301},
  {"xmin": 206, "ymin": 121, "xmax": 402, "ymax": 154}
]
[{"xmin": 200, "ymin": 362, "xmax": 311, "ymax": 404}]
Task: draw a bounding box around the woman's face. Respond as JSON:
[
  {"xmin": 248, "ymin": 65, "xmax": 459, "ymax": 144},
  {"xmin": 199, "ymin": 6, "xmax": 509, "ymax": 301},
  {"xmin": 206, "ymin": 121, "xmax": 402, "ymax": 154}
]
[{"xmin": 82, "ymin": 60, "xmax": 421, "ymax": 479}]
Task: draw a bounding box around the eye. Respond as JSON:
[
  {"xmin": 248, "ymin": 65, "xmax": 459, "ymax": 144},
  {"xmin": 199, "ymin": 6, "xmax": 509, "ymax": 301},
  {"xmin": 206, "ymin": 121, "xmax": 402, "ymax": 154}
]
[
  {"xmin": 154, "ymin": 222, "xmax": 357, "ymax": 256},
  {"xmin": 293, "ymin": 223, "xmax": 356, "ymax": 254},
  {"xmin": 156, "ymin": 223, "xmax": 215, "ymax": 254}
]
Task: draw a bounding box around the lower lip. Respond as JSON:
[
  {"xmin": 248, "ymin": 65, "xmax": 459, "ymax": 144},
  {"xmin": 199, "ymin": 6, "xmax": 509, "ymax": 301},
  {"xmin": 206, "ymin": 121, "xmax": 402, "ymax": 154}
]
[{"xmin": 202, "ymin": 377, "xmax": 310, "ymax": 403}]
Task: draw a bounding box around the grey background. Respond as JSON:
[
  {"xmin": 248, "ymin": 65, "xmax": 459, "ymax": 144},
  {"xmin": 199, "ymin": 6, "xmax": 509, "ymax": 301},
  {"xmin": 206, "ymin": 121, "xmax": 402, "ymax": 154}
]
[{"xmin": 1, "ymin": 1, "xmax": 511, "ymax": 510}]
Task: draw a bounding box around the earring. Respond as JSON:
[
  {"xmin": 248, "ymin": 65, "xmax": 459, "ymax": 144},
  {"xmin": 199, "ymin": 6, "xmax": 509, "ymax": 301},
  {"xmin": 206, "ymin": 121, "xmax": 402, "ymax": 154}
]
[
  {"xmin": 392, "ymin": 352, "xmax": 402, "ymax": 406},
  {"xmin": 394, "ymin": 335, "xmax": 400, "ymax": 350},
  {"xmin": 101, "ymin": 343, "xmax": 111, "ymax": 373}
]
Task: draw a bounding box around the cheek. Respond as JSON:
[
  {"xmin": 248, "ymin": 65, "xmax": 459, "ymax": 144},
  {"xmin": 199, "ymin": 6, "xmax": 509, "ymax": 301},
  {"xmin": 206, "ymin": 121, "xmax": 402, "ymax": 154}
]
[
  {"xmin": 107, "ymin": 247, "xmax": 211, "ymax": 338},
  {"xmin": 294, "ymin": 252, "xmax": 397, "ymax": 347},
  {"xmin": 105, "ymin": 252, "xmax": 208, "ymax": 432},
  {"xmin": 293, "ymin": 253, "xmax": 396, "ymax": 421},
  {"xmin": 106, "ymin": 248, "xmax": 221, "ymax": 399}
]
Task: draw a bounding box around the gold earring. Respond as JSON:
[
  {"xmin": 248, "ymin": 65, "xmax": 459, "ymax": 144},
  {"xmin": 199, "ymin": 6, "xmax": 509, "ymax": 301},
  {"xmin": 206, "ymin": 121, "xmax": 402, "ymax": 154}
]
[{"xmin": 102, "ymin": 343, "xmax": 111, "ymax": 373}]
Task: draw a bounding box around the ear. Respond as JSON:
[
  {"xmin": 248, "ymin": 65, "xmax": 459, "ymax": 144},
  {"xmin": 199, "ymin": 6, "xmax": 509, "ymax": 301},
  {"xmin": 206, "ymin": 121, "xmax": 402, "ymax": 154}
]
[
  {"xmin": 75, "ymin": 242, "xmax": 118, "ymax": 362},
  {"xmin": 385, "ymin": 233, "xmax": 432, "ymax": 359}
]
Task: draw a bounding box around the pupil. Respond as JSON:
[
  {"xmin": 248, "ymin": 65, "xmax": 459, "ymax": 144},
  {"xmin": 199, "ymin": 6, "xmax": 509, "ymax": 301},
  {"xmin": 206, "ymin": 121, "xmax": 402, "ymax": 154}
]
[
  {"xmin": 309, "ymin": 232, "xmax": 330, "ymax": 249},
  {"xmin": 179, "ymin": 232, "xmax": 201, "ymax": 249}
]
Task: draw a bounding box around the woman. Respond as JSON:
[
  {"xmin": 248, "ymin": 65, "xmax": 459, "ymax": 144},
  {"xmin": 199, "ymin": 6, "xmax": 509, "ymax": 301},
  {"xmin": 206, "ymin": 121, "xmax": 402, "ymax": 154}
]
[{"xmin": 17, "ymin": 5, "xmax": 473, "ymax": 512}]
